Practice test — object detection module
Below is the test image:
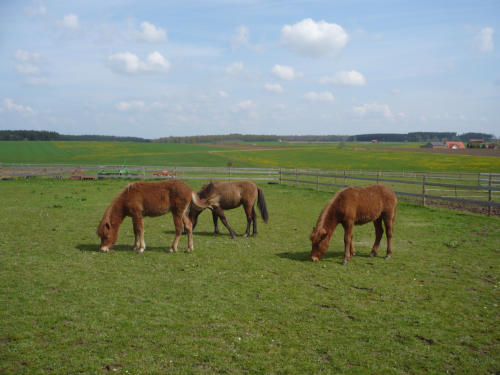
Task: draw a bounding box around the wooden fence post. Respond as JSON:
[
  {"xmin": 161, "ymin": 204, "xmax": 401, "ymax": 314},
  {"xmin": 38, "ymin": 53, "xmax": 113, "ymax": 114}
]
[
  {"xmin": 422, "ymin": 174, "xmax": 427, "ymax": 206},
  {"xmin": 316, "ymin": 173, "xmax": 319, "ymax": 191},
  {"xmin": 488, "ymin": 174, "xmax": 492, "ymax": 216},
  {"xmin": 279, "ymin": 168, "xmax": 282, "ymax": 184},
  {"xmin": 377, "ymin": 171, "xmax": 380, "ymax": 184},
  {"xmin": 228, "ymin": 167, "xmax": 231, "ymax": 181},
  {"xmin": 343, "ymin": 170, "xmax": 346, "ymax": 187}
]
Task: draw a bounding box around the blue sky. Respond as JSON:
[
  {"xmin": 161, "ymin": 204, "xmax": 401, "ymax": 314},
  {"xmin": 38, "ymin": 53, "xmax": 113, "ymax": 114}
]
[{"xmin": 0, "ymin": 0, "xmax": 498, "ymax": 138}]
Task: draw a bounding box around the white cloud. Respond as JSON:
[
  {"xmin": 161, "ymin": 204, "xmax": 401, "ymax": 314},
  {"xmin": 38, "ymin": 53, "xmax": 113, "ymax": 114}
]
[
  {"xmin": 14, "ymin": 50, "xmax": 46, "ymax": 82},
  {"xmin": 219, "ymin": 90, "xmax": 230, "ymax": 98},
  {"xmin": 353, "ymin": 103, "xmax": 392, "ymax": 118},
  {"xmin": 271, "ymin": 64, "xmax": 302, "ymax": 81},
  {"xmin": 236, "ymin": 99, "xmax": 255, "ymax": 111},
  {"xmin": 303, "ymin": 91, "xmax": 335, "ymax": 102},
  {"xmin": 225, "ymin": 61, "xmax": 244, "ymax": 75},
  {"xmin": 26, "ymin": 77, "xmax": 48, "ymax": 86},
  {"xmin": 108, "ymin": 51, "xmax": 171, "ymax": 74},
  {"xmin": 116, "ymin": 100, "xmax": 147, "ymax": 111},
  {"xmin": 136, "ymin": 21, "xmax": 167, "ymax": 43},
  {"xmin": 3, "ymin": 98, "xmax": 35, "ymax": 115},
  {"xmin": 15, "ymin": 50, "xmax": 40, "ymax": 63},
  {"xmin": 478, "ymin": 27, "xmax": 494, "ymax": 52},
  {"xmin": 25, "ymin": 2, "xmax": 47, "ymax": 16},
  {"xmin": 231, "ymin": 25, "xmax": 250, "ymax": 50},
  {"xmin": 62, "ymin": 13, "xmax": 79, "ymax": 30},
  {"xmin": 15, "ymin": 64, "xmax": 40, "ymax": 75},
  {"xmin": 265, "ymin": 83, "xmax": 284, "ymax": 93},
  {"xmin": 320, "ymin": 70, "xmax": 366, "ymax": 87},
  {"xmin": 281, "ymin": 18, "xmax": 348, "ymax": 56}
]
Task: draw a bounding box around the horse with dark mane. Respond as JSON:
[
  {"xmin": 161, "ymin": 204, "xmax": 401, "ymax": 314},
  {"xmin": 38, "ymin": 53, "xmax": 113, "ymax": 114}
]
[
  {"xmin": 189, "ymin": 180, "xmax": 269, "ymax": 238},
  {"xmin": 310, "ymin": 184, "xmax": 397, "ymax": 264},
  {"xmin": 97, "ymin": 179, "xmax": 207, "ymax": 253}
]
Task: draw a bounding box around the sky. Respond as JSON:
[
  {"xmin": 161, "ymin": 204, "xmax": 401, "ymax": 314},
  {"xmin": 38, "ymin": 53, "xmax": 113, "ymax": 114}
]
[{"xmin": 0, "ymin": 0, "xmax": 499, "ymax": 139}]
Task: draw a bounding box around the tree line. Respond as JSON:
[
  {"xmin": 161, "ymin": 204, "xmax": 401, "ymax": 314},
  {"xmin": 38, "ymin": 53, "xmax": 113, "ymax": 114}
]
[
  {"xmin": 0, "ymin": 130, "xmax": 495, "ymax": 143},
  {"xmin": 0, "ymin": 130, "xmax": 149, "ymax": 142}
]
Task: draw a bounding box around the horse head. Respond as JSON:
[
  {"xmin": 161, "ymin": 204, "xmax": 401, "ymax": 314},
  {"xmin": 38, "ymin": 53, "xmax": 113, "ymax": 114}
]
[
  {"xmin": 97, "ymin": 214, "xmax": 118, "ymax": 252},
  {"xmin": 309, "ymin": 227, "xmax": 330, "ymax": 262}
]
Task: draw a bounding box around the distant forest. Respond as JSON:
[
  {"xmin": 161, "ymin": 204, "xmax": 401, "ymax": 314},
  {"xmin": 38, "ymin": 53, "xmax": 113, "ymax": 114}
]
[
  {"xmin": 0, "ymin": 130, "xmax": 148, "ymax": 142},
  {"xmin": 0, "ymin": 130, "xmax": 495, "ymax": 143}
]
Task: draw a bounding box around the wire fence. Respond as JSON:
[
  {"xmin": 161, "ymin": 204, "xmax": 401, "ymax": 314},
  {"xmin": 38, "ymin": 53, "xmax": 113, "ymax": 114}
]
[{"xmin": 1, "ymin": 163, "xmax": 499, "ymax": 216}]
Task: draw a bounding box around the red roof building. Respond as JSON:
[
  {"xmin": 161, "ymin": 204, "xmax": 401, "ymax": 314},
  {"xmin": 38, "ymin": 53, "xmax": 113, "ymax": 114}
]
[{"xmin": 445, "ymin": 141, "xmax": 465, "ymax": 149}]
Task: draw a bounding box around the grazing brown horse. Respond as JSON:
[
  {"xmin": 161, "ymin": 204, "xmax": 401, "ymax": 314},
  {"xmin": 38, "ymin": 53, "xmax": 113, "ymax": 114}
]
[
  {"xmin": 189, "ymin": 180, "xmax": 269, "ymax": 238},
  {"xmin": 97, "ymin": 179, "xmax": 208, "ymax": 253},
  {"xmin": 310, "ymin": 184, "xmax": 397, "ymax": 264}
]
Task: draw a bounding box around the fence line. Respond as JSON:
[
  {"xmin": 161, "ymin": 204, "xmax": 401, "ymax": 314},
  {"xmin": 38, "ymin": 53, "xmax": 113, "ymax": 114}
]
[{"xmin": 1, "ymin": 164, "xmax": 499, "ymax": 215}]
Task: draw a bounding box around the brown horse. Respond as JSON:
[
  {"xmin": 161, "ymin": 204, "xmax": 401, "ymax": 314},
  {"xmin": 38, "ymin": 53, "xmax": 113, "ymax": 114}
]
[
  {"xmin": 97, "ymin": 179, "xmax": 208, "ymax": 253},
  {"xmin": 189, "ymin": 180, "xmax": 269, "ymax": 238},
  {"xmin": 310, "ymin": 184, "xmax": 397, "ymax": 264}
]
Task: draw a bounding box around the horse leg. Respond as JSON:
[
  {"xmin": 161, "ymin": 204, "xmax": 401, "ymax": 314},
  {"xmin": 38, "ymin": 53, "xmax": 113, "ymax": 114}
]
[
  {"xmin": 212, "ymin": 210, "xmax": 221, "ymax": 235},
  {"xmin": 169, "ymin": 213, "xmax": 183, "ymax": 253},
  {"xmin": 342, "ymin": 222, "xmax": 354, "ymax": 265},
  {"xmin": 242, "ymin": 204, "xmax": 253, "ymax": 237},
  {"xmin": 132, "ymin": 214, "xmax": 145, "ymax": 253},
  {"xmin": 214, "ymin": 206, "xmax": 236, "ymax": 239},
  {"xmin": 370, "ymin": 218, "xmax": 384, "ymax": 257},
  {"xmin": 251, "ymin": 206, "xmax": 257, "ymax": 236},
  {"xmin": 350, "ymin": 234, "xmax": 355, "ymax": 257},
  {"xmin": 182, "ymin": 214, "xmax": 194, "ymax": 252},
  {"xmin": 383, "ymin": 215, "xmax": 394, "ymax": 259}
]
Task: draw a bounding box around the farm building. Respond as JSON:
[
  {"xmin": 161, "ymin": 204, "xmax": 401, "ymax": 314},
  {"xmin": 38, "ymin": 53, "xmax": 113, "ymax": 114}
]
[
  {"xmin": 445, "ymin": 141, "xmax": 466, "ymax": 149},
  {"xmin": 421, "ymin": 141, "xmax": 445, "ymax": 149},
  {"xmin": 468, "ymin": 139, "xmax": 486, "ymax": 148}
]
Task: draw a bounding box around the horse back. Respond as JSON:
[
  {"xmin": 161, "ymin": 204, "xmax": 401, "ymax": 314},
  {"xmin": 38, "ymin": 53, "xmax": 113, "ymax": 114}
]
[
  {"xmin": 335, "ymin": 185, "xmax": 397, "ymax": 224},
  {"xmin": 123, "ymin": 180, "xmax": 193, "ymax": 217},
  {"xmin": 202, "ymin": 180, "xmax": 257, "ymax": 209}
]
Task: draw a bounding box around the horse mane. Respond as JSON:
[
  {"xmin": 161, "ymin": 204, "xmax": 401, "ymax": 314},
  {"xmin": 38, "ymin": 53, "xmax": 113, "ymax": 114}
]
[
  {"xmin": 97, "ymin": 184, "xmax": 133, "ymax": 236},
  {"xmin": 198, "ymin": 182, "xmax": 215, "ymax": 199},
  {"xmin": 310, "ymin": 188, "xmax": 347, "ymax": 242}
]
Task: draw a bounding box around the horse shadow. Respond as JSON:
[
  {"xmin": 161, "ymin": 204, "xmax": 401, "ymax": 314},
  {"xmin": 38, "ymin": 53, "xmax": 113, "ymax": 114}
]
[
  {"xmin": 166, "ymin": 229, "xmax": 238, "ymax": 238},
  {"xmin": 276, "ymin": 250, "xmax": 373, "ymax": 262},
  {"xmin": 76, "ymin": 243, "xmax": 172, "ymax": 253}
]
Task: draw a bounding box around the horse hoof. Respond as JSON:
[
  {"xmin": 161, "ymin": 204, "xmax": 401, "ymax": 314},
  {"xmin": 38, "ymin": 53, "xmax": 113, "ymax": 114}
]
[
  {"xmin": 168, "ymin": 247, "xmax": 176, "ymax": 253},
  {"xmin": 385, "ymin": 254, "xmax": 391, "ymax": 260},
  {"xmin": 311, "ymin": 256, "xmax": 320, "ymax": 262},
  {"xmin": 342, "ymin": 259, "xmax": 348, "ymax": 265},
  {"xmin": 369, "ymin": 252, "xmax": 376, "ymax": 257},
  {"xmin": 242, "ymin": 233, "xmax": 248, "ymax": 238}
]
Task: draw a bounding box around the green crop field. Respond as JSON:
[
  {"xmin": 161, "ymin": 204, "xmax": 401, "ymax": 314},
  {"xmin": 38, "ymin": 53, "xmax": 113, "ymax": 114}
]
[
  {"xmin": 1, "ymin": 178, "xmax": 499, "ymax": 374},
  {"xmin": 1, "ymin": 141, "xmax": 499, "ymax": 172}
]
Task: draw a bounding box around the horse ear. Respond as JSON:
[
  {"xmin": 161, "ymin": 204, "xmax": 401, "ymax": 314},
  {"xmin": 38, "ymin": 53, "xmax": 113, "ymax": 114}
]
[
  {"xmin": 104, "ymin": 222, "xmax": 111, "ymax": 234},
  {"xmin": 310, "ymin": 228, "xmax": 327, "ymax": 242},
  {"xmin": 309, "ymin": 228, "xmax": 327, "ymax": 242}
]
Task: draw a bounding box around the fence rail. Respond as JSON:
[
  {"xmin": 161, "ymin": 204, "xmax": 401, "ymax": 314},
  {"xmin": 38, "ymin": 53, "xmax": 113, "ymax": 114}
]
[{"xmin": 1, "ymin": 164, "xmax": 499, "ymax": 216}]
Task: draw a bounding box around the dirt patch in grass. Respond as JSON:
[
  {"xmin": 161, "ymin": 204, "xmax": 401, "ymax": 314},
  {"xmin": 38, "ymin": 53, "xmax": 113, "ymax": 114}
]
[{"xmin": 399, "ymin": 196, "xmax": 500, "ymax": 217}]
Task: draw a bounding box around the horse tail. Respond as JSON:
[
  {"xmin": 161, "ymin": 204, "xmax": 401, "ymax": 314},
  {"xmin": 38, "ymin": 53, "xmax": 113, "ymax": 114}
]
[
  {"xmin": 191, "ymin": 191, "xmax": 210, "ymax": 211},
  {"xmin": 257, "ymin": 187, "xmax": 269, "ymax": 223}
]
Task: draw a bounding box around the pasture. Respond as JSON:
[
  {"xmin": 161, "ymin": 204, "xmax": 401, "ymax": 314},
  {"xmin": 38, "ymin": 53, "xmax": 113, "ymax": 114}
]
[
  {"xmin": 1, "ymin": 140, "xmax": 499, "ymax": 172},
  {"xmin": 1, "ymin": 178, "xmax": 499, "ymax": 374}
]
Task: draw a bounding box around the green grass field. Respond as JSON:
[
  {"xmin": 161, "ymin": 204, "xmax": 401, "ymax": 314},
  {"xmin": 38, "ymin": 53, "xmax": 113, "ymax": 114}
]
[
  {"xmin": 1, "ymin": 141, "xmax": 499, "ymax": 172},
  {"xmin": 1, "ymin": 178, "xmax": 499, "ymax": 374}
]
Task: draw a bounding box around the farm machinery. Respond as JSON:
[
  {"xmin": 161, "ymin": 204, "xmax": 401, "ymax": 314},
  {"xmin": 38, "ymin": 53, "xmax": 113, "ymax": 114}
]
[{"xmin": 70, "ymin": 168, "xmax": 96, "ymax": 181}]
